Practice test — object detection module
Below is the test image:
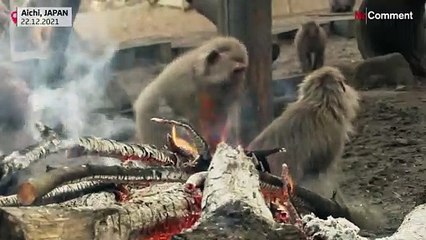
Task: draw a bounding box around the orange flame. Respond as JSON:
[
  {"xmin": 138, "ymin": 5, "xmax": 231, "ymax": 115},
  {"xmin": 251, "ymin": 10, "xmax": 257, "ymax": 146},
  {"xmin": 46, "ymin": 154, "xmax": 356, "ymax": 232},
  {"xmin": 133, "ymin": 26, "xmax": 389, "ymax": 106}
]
[
  {"xmin": 287, "ymin": 174, "xmax": 294, "ymax": 196},
  {"xmin": 171, "ymin": 125, "xmax": 198, "ymax": 156},
  {"xmin": 281, "ymin": 164, "xmax": 294, "ymax": 196}
]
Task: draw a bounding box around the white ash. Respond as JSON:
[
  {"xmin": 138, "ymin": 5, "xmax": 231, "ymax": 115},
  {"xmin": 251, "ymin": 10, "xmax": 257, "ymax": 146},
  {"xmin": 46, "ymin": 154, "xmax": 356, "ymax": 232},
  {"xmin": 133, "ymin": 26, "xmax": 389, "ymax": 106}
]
[{"xmin": 302, "ymin": 214, "xmax": 368, "ymax": 240}]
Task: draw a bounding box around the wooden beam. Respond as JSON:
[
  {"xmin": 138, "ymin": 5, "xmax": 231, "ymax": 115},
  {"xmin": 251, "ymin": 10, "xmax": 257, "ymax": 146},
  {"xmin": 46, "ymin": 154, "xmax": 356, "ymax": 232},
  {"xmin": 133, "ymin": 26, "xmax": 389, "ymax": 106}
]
[
  {"xmin": 217, "ymin": 0, "xmax": 273, "ymax": 145},
  {"xmin": 36, "ymin": 0, "xmax": 81, "ymax": 87}
]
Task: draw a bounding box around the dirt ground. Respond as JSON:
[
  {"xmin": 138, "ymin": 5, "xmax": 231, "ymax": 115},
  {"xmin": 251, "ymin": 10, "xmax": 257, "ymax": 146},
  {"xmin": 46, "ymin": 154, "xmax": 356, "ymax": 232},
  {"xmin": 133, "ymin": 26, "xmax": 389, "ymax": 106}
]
[
  {"xmin": 11, "ymin": 1, "xmax": 426, "ymax": 236},
  {"xmin": 341, "ymin": 90, "xmax": 426, "ymax": 237},
  {"xmin": 273, "ymin": 36, "xmax": 426, "ymax": 237}
]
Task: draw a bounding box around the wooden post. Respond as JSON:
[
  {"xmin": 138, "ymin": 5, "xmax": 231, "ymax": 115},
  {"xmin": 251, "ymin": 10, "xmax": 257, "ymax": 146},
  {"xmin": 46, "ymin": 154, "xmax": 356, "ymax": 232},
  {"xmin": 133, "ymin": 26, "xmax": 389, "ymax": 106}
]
[
  {"xmin": 36, "ymin": 0, "xmax": 81, "ymax": 87},
  {"xmin": 217, "ymin": 0, "xmax": 273, "ymax": 146}
]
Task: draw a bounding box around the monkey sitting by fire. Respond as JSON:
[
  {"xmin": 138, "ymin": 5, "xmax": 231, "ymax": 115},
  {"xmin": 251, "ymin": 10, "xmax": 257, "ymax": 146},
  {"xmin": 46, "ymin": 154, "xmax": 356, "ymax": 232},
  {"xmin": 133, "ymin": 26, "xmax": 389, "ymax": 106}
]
[
  {"xmin": 248, "ymin": 66, "xmax": 360, "ymax": 184},
  {"xmin": 133, "ymin": 36, "xmax": 248, "ymax": 149},
  {"xmin": 294, "ymin": 21, "xmax": 327, "ymax": 73}
]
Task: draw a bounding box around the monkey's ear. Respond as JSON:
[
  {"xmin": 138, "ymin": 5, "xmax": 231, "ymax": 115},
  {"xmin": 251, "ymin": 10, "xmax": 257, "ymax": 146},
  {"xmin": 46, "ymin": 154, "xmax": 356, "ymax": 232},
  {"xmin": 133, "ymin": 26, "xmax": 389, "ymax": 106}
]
[{"xmin": 205, "ymin": 50, "xmax": 221, "ymax": 65}]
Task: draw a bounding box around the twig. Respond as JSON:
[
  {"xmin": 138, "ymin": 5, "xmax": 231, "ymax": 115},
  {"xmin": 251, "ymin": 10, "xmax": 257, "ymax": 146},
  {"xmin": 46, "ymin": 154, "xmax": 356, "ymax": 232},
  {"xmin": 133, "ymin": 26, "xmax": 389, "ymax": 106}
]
[
  {"xmin": 245, "ymin": 147, "xmax": 286, "ymax": 172},
  {"xmin": 17, "ymin": 164, "xmax": 190, "ymax": 205},
  {"xmin": 150, "ymin": 117, "xmax": 211, "ymax": 160}
]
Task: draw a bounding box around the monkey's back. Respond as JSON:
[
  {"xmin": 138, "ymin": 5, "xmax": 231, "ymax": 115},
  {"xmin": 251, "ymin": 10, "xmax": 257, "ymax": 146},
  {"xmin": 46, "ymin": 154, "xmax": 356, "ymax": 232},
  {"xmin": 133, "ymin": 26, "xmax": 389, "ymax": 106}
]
[{"xmin": 249, "ymin": 100, "xmax": 346, "ymax": 181}]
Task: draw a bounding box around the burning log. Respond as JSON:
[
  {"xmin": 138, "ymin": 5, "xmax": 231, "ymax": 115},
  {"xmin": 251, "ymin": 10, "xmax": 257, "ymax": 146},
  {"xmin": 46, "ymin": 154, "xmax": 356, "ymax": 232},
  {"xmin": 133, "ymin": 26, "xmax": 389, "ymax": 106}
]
[
  {"xmin": 258, "ymin": 171, "xmax": 352, "ymax": 220},
  {"xmin": 0, "ymin": 183, "xmax": 201, "ymax": 240},
  {"xmin": 0, "ymin": 123, "xmax": 62, "ymax": 195},
  {"xmin": 0, "ymin": 181, "xmax": 115, "ymax": 207},
  {"xmin": 17, "ymin": 164, "xmax": 189, "ymax": 205},
  {"xmin": 174, "ymin": 143, "xmax": 305, "ymax": 240},
  {"xmin": 151, "ymin": 117, "xmax": 210, "ymax": 158},
  {"xmin": 0, "ymin": 122, "xmax": 61, "ymax": 179}
]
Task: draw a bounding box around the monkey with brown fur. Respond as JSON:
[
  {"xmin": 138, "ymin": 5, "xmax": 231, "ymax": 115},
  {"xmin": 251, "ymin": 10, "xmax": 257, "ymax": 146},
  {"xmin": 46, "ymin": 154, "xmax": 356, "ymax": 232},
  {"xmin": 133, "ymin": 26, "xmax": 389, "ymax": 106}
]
[
  {"xmin": 248, "ymin": 66, "xmax": 360, "ymax": 183},
  {"xmin": 294, "ymin": 21, "xmax": 327, "ymax": 73},
  {"xmin": 133, "ymin": 36, "xmax": 248, "ymax": 149},
  {"xmin": 329, "ymin": 0, "xmax": 356, "ymax": 12}
]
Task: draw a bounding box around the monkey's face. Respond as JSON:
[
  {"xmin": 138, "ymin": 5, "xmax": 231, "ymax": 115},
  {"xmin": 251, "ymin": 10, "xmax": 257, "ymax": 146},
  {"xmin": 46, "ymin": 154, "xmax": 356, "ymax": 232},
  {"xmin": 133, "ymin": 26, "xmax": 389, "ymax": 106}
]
[
  {"xmin": 203, "ymin": 50, "xmax": 247, "ymax": 81},
  {"xmin": 198, "ymin": 46, "xmax": 248, "ymax": 100},
  {"xmin": 302, "ymin": 22, "xmax": 320, "ymax": 39}
]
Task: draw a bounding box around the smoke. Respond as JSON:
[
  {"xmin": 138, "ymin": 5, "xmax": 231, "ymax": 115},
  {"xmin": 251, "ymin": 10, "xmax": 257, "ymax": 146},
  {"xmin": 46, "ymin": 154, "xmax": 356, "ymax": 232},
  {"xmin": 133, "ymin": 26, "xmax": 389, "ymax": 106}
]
[{"xmin": 26, "ymin": 38, "xmax": 134, "ymax": 140}]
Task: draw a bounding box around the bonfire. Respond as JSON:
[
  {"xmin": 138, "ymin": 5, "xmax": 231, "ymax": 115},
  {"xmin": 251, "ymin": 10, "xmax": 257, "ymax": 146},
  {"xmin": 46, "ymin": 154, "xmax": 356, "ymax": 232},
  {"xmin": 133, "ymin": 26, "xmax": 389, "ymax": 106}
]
[{"xmin": 0, "ymin": 118, "xmax": 424, "ymax": 240}]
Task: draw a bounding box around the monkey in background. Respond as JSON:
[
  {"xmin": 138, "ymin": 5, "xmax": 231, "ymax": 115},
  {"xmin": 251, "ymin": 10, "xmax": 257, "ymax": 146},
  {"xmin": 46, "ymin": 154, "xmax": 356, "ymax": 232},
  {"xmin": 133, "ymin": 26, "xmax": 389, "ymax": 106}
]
[
  {"xmin": 294, "ymin": 21, "xmax": 327, "ymax": 73},
  {"xmin": 248, "ymin": 66, "xmax": 360, "ymax": 183},
  {"xmin": 133, "ymin": 36, "xmax": 248, "ymax": 149},
  {"xmin": 329, "ymin": 0, "xmax": 356, "ymax": 12}
]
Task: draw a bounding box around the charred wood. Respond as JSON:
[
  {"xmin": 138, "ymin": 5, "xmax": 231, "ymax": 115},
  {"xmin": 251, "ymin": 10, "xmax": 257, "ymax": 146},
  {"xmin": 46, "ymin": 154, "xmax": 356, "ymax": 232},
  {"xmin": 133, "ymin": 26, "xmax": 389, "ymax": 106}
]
[
  {"xmin": 0, "ymin": 122, "xmax": 60, "ymax": 179},
  {"xmin": 0, "ymin": 183, "xmax": 200, "ymax": 240},
  {"xmin": 151, "ymin": 117, "xmax": 211, "ymax": 161},
  {"xmin": 17, "ymin": 164, "xmax": 189, "ymax": 205},
  {"xmin": 258, "ymin": 171, "xmax": 351, "ymax": 220},
  {"xmin": 65, "ymin": 136, "xmax": 179, "ymax": 166},
  {"xmin": 0, "ymin": 123, "xmax": 62, "ymax": 195},
  {"xmin": 0, "ymin": 181, "xmax": 115, "ymax": 207}
]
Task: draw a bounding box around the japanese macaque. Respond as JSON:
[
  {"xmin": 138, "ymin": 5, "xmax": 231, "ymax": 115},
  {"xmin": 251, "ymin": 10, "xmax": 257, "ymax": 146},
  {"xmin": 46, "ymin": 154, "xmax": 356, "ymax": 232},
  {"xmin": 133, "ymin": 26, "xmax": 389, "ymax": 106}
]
[
  {"xmin": 248, "ymin": 66, "xmax": 360, "ymax": 183},
  {"xmin": 134, "ymin": 36, "xmax": 248, "ymax": 149},
  {"xmin": 329, "ymin": 0, "xmax": 356, "ymax": 12},
  {"xmin": 294, "ymin": 21, "xmax": 327, "ymax": 73}
]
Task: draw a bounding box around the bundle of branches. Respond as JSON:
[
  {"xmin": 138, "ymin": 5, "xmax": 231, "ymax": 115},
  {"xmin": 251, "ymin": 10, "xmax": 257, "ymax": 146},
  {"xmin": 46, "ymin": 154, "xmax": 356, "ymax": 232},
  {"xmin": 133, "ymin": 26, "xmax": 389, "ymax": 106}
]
[{"xmin": 0, "ymin": 118, "xmax": 382, "ymax": 240}]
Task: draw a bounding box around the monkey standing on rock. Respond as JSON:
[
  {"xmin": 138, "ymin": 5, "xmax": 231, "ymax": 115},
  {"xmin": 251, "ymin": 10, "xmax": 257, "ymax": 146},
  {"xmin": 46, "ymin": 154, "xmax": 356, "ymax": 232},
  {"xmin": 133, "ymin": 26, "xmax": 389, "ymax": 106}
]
[
  {"xmin": 294, "ymin": 21, "xmax": 327, "ymax": 73},
  {"xmin": 248, "ymin": 66, "xmax": 360, "ymax": 183},
  {"xmin": 133, "ymin": 36, "xmax": 248, "ymax": 150}
]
